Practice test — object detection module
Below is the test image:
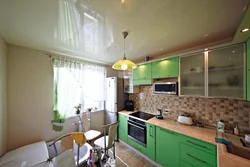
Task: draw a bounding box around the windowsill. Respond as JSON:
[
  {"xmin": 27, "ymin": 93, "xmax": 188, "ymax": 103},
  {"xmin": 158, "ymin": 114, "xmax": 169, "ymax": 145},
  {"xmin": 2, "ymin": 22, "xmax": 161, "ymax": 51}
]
[
  {"xmin": 87, "ymin": 109, "xmax": 104, "ymax": 113},
  {"xmin": 83, "ymin": 109, "xmax": 104, "ymax": 113}
]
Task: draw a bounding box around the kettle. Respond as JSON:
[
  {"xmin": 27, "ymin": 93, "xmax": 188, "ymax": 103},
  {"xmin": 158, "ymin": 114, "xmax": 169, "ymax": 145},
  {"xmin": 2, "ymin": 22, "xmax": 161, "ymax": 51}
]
[{"xmin": 156, "ymin": 109, "xmax": 168, "ymax": 119}]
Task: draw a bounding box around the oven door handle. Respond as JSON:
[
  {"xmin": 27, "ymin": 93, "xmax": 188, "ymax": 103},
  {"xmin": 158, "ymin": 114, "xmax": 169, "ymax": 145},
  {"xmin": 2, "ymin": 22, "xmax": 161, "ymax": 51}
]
[{"xmin": 128, "ymin": 122, "xmax": 145, "ymax": 130}]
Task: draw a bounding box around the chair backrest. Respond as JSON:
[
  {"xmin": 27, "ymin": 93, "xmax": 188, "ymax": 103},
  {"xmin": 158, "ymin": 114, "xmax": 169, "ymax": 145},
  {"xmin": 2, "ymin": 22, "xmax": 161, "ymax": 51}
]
[
  {"xmin": 107, "ymin": 123, "xmax": 118, "ymax": 149},
  {"xmin": 81, "ymin": 113, "xmax": 89, "ymax": 132},
  {"xmin": 60, "ymin": 136, "xmax": 73, "ymax": 153}
]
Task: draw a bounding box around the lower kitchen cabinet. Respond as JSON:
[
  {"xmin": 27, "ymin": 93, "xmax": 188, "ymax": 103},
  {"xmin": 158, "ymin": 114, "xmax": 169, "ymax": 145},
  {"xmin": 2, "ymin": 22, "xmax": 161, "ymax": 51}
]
[
  {"xmin": 128, "ymin": 138, "xmax": 146, "ymax": 154},
  {"xmin": 180, "ymin": 160, "xmax": 195, "ymax": 167},
  {"xmin": 118, "ymin": 114, "xmax": 128, "ymax": 143},
  {"xmin": 180, "ymin": 143, "xmax": 217, "ymax": 167},
  {"xmin": 145, "ymin": 124, "xmax": 156, "ymax": 160},
  {"xmin": 156, "ymin": 126, "xmax": 180, "ymax": 167}
]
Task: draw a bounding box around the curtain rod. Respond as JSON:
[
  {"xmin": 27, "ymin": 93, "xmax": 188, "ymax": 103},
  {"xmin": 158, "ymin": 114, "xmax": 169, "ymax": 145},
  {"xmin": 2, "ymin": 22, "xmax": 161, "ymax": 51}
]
[{"xmin": 45, "ymin": 53, "xmax": 109, "ymax": 67}]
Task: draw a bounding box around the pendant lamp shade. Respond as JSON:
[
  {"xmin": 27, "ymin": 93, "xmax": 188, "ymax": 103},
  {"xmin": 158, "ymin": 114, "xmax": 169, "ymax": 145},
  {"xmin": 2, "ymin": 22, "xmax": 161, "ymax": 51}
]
[
  {"xmin": 112, "ymin": 31, "xmax": 137, "ymax": 71},
  {"xmin": 112, "ymin": 59, "xmax": 137, "ymax": 70}
]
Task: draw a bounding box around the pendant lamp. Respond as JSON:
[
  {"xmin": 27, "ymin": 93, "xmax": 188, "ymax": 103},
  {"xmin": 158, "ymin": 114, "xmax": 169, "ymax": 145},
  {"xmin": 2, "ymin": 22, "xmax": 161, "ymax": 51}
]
[{"xmin": 112, "ymin": 32, "xmax": 137, "ymax": 70}]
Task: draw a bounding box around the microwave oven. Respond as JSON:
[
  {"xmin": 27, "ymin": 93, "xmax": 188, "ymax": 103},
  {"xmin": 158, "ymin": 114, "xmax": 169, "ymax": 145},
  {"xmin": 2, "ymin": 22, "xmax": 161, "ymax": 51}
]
[{"xmin": 153, "ymin": 82, "xmax": 178, "ymax": 95}]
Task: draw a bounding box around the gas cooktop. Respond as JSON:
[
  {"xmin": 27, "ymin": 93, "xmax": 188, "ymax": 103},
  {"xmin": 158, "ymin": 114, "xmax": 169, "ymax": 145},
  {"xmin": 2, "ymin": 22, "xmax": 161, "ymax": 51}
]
[{"xmin": 129, "ymin": 111, "xmax": 155, "ymax": 120}]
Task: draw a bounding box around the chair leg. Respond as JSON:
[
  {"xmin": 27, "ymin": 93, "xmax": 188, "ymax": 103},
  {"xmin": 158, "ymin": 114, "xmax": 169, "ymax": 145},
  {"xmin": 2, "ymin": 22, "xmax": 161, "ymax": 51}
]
[{"xmin": 113, "ymin": 142, "xmax": 116, "ymax": 159}]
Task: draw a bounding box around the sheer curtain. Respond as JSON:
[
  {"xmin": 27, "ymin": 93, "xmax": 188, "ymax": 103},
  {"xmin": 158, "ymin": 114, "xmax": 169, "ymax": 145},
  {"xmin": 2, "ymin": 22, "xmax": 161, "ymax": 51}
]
[{"xmin": 51, "ymin": 57, "xmax": 106, "ymax": 131}]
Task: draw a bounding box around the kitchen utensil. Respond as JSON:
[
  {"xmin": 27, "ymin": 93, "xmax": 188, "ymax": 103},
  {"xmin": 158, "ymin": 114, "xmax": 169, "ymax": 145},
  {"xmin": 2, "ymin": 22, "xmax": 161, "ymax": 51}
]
[
  {"xmin": 177, "ymin": 115, "xmax": 193, "ymax": 125},
  {"xmin": 156, "ymin": 109, "xmax": 168, "ymax": 119},
  {"xmin": 156, "ymin": 109, "xmax": 164, "ymax": 119}
]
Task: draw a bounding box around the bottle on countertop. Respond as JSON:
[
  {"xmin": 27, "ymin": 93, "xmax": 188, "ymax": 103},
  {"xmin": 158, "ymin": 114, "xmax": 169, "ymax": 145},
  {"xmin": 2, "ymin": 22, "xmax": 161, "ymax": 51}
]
[
  {"xmin": 217, "ymin": 120, "xmax": 225, "ymax": 132},
  {"xmin": 233, "ymin": 124, "xmax": 240, "ymax": 136},
  {"xmin": 216, "ymin": 120, "xmax": 225, "ymax": 138}
]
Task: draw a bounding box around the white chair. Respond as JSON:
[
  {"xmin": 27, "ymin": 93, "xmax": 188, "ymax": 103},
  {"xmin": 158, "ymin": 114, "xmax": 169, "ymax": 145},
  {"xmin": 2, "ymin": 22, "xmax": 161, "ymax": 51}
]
[
  {"xmin": 94, "ymin": 122, "xmax": 118, "ymax": 159},
  {"xmin": 80, "ymin": 113, "xmax": 101, "ymax": 142}
]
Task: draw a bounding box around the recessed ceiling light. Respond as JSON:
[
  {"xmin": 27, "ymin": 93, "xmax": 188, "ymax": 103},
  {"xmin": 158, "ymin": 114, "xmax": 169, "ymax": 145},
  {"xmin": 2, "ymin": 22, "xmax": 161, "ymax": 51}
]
[
  {"xmin": 232, "ymin": 51, "xmax": 235, "ymax": 53},
  {"xmin": 240, "ymin": 28, "xmax": 249, "ymax": 33}
]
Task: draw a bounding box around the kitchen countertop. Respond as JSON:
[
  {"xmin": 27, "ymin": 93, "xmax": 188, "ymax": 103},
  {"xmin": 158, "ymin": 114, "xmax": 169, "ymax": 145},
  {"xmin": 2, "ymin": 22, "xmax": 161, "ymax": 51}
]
[{"xmin": 119, "ymin": 110, "xmax": 250, "ymax": 167}]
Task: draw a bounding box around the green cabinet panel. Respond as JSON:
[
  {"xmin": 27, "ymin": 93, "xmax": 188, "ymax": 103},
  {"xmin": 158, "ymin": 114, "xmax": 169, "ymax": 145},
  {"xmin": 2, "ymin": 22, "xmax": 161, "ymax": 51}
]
[
  {"xmin": 179, "ymin": 134, "xmax": 216, "ymax": 155},
  {"xmin": 156, "ymin": 127, "xmax": 180, "ymax": 167},
  {"xmin": 133, "ymin": 63, "xmax": 152, "ymax": 85},
  {"xmin": 180, "ymin": 160, "xmax": 194, "ymax": 167},
  {"xmin": 133, "ymin": 79, "xmax": 152, "ymax": 85},
  {"xmin": 118, "ymin": 114, "xmax": 128, "ymax": 143},
  {"xmin": 247, "ymin": 38, "xmax": 250, "ymax": 101},
  {"xmin": 180, "ymin": 143, "xmax": 217, "ymax": 167},
  {"xmin": 127, "ymin": 138, "xmax": 146, "ymax": 154},
  {"xmin": 152, "ymin": 57, "xmax": 179, "ymax": 78},
  {"xmin": 145, "ymin": 124, "xmax": 156, "ymax": 160}
]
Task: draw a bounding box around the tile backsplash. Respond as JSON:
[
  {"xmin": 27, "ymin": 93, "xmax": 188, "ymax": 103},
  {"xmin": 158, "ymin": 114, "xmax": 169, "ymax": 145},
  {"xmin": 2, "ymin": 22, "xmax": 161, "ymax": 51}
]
[{"xmin": 129, "ymin": 86, "xmax": 250, "ymax": 134}]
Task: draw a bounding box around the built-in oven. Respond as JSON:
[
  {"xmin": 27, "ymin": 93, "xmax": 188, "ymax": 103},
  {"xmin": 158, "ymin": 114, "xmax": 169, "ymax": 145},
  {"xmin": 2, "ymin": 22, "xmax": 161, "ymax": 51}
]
[{"xmin": 128, "ymin": 117, "xmax": 147, "ymax": 147}]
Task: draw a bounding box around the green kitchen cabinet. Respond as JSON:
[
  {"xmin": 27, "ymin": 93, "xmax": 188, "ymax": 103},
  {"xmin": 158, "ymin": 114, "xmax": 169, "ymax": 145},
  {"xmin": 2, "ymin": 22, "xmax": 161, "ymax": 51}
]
[
  {"xmin": 127, "ymin": 138, "xmax": 146, "ymax": 154},
  {"xmin": 152, "ymin": 57, "xmax": 179, "ymax": 78},
  {"xmin": 118, "ymin": 114, "xmax": 128, "ymax": 143},
  {"xmin": 179, "ymin": 134, "xmax": 217, "ymax": 167},
  {"xmin": 133, "ymin": 63, "xmax": 152, "ymax": 85},
  {"xmin": 145, "ymin": 123, "xmax": 156, "ymax": 160},
  {"xmin": 180, "ymin": 160, "xmax": 194, "ymax": 167},
  {"xmin": 156, "ymin": 127, "xmax": 180, "ymax": 167},
  {"xmin": 180, "ymin": 143, "xmax": 217, "ymax": 167},
  {"xmin": 247, "ymin": 38, "xmax": 250, "ymax": 101}
]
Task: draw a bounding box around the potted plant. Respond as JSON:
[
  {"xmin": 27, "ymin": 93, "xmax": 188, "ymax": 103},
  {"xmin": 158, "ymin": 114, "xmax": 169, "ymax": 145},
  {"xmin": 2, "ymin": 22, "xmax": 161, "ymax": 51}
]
[{"xmin": 74, "ymin": 104, "xmax": 81, "ymax": 115}]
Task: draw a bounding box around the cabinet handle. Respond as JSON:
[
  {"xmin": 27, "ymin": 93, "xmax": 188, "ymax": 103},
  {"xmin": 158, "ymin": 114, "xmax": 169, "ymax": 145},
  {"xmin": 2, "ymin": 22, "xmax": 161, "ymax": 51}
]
[
  {"xmin": 187, "ymin": 153, "xmax": 207, "ymax": 164},
  {"xmin": 150, "ymin": 126, "xmax": 153, "ymax": 137},
  {"xmin": 186, "ymin": 140, "xmax": 207, "ymax": 149}
]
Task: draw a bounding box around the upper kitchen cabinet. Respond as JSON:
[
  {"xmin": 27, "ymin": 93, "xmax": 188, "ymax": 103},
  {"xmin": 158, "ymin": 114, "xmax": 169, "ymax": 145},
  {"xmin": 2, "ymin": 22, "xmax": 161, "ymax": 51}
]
[
  {"xmin": 133, "ymin": 63, "xmax": 152, "ymax": 85},
  {"xmin": 124, "ymin": 71, "xmax": 139, "ymax": 93},
  {"xmin": 247, "ymin": 38, "xmax": 250, "ymax": 101},
  {"xmin": 180, "ymin": 53, "xmax": 205, "ymax": 96},
  {"xmin": 152, "ymin": 57, "xmax": 179, "ymax": 79},
  {"xmin": 208, "ymin": 44, "xmax": 244, "ymax": 98}
]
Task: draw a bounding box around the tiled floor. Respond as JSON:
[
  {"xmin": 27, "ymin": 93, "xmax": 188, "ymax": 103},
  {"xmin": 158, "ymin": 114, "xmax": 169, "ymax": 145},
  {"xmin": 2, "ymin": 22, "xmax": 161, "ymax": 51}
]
[{"xmin": 110, "ymin": 142, "xmax": 157, "ymax": 167}]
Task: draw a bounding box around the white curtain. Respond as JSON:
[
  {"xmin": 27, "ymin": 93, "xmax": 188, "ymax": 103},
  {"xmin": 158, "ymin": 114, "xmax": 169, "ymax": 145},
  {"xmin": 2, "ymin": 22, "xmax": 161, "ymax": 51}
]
[{"xmin": 51, "ymin": 57, "xmax": 106, "ymax": 131}]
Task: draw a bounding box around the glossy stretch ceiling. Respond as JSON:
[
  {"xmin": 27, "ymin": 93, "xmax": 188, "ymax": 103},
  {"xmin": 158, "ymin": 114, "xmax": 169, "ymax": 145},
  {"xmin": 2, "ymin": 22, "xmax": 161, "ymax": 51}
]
[{"xmin": 0, "ymin": 0, "xmax": 249, "ymax": 64}]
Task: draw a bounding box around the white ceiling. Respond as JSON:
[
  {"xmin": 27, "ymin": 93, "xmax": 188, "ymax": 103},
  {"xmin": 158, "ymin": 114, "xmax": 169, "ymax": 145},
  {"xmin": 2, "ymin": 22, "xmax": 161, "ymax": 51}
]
[{"xmin": 0, "ymin": 0, "xmax": 249, "ymax": 64}]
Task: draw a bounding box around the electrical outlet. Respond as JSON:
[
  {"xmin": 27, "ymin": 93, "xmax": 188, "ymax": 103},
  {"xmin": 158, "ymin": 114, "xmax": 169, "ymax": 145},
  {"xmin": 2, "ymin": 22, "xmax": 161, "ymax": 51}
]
[{"xmin": 139, "ymin": 93, "xmax": 144, "ymax": 100}]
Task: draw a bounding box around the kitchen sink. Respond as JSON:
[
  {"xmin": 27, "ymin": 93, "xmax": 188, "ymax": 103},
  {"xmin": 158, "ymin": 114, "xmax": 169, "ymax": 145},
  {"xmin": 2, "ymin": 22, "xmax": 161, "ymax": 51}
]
[
  {"xmin": 227, "ymin": 143, "xmax": 250, "ymax": 160},
  {"xmin": 223, "ymin": 133, "xmax": 250, "ymax": 160}
]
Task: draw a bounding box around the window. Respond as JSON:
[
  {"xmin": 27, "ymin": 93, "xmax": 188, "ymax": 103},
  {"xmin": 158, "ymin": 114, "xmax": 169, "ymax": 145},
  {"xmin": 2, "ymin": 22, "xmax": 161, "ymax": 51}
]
[{"xmin": 52, "ymin": 57, "xmax": 106, "ymax": 125}]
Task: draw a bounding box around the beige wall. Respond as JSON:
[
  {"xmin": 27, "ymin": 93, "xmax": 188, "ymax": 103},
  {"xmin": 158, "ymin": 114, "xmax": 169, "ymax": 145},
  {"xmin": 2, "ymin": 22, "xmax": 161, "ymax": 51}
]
[
  {"xmin": 7, "ymin": 45, "xmax": 103, "ymax": 150},
  {"xmin": 0, "ymin": 38, "xmax": 7, "ymax": 156}
]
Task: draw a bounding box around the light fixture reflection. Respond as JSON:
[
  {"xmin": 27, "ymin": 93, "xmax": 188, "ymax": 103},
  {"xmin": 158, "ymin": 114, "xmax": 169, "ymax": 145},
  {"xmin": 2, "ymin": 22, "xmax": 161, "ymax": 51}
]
[{"xmin": 241, "ymin": 28, "xmax": 249, "ymax": 33}]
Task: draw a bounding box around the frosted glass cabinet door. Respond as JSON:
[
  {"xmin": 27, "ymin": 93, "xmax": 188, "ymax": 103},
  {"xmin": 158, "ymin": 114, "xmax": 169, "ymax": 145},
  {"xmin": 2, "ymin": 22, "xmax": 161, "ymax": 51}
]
[
  {"xmin": 180, "ymin": 53, "xmax": 205, "ymax": 96},
  {"xmin": 208, "ymin": 44, "xmax": 244, "ymax": 98}
]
